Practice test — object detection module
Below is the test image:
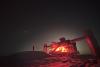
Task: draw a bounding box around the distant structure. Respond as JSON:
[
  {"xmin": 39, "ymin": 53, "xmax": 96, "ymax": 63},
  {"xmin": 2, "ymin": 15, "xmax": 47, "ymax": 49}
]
[
  {"xmin": 42, "ymin": 30, "xmax": 100, "ymax": 58},
  {"xmin": 33, "ymin": 45, "xmax": 34, "ymax": 51}
]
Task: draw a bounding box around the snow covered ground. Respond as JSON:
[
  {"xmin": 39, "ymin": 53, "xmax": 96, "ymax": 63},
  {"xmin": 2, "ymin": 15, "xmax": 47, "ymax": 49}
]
[
  {"xmin": 1, "ymin": 51, "xmax": 100, "ymax": 67},
  {"xmin": 32, "ymin": 56, "xmax": 100, "ymax": 67}
]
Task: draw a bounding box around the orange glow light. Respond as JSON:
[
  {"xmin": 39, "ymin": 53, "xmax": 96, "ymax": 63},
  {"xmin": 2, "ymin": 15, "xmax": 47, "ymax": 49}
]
[{"xmin": 55, "ymin": 46, "xmax": 68, "ymax": 52}]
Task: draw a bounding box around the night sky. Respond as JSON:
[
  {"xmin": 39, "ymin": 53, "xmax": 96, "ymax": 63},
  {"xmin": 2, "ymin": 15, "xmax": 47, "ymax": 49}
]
[{"xmin": 1, "ymin": 0, "xmax": 100, "ymax": 56}]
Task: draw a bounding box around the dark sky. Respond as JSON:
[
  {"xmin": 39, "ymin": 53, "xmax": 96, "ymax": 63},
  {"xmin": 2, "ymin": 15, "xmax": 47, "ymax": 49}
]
[{"xmin": 1, "ymin": 0, "xmax": 100, "ymax": 56}]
